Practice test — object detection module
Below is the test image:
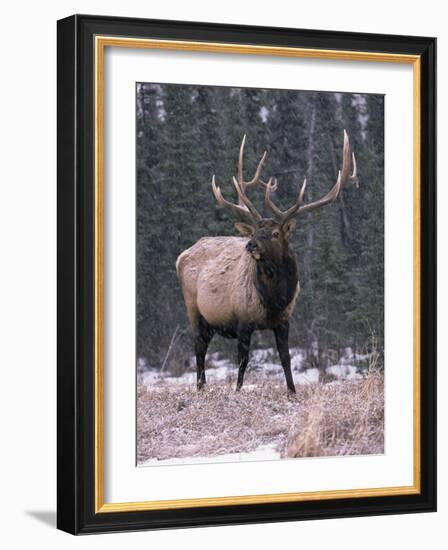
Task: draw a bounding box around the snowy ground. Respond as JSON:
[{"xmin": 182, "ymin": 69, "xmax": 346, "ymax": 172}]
[
  {"xmin": 142, "ymin": 443, "xmax": 280, "ymax": 466},
  {"xmin": 139, "ymin": 347, "xmax": 364, "ymax": 388},
  {"xmin": 137, "ymin": 348, "xmax": 383, "ymax": 466}
]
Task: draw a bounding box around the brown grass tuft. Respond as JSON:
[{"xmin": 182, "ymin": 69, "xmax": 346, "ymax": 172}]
[{"xmin": 137, "ymin": 369, "xmax": 384, "ymax": 464}]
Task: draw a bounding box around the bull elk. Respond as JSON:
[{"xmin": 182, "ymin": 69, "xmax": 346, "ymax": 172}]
[{"xmin": 176, "ymin": 131, "xmax": 358, "ymax": 394}]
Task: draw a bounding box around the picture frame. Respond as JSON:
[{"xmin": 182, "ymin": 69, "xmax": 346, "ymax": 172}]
[{"xmin": 57, "ymin": 14, "xmax": 436, "ymax": 534}]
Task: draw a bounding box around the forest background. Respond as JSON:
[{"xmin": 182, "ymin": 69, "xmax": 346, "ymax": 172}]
[{"xmin": 136, "ymin": 83, "xmax": 384, "ymax": 375}]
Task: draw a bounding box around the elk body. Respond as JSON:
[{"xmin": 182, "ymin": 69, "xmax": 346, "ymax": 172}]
[{"xmin": 176, "ymin": 131, "xmax": 358, "ymax": 393}]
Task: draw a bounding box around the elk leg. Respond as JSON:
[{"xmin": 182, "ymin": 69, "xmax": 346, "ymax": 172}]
[
  {"xmin": 274, "ymin": 322, "xmax": 296, "ymax": 394},
  {"xmin": 236, "ymin": 328, "xmax": 252, "ymax": 391},
  {"xmin": 194, "ymin": 316, "xmax": 214, "ymax": 390}
]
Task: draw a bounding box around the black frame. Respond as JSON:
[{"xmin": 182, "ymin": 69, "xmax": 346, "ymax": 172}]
[{"xmin": 57, "ymin": 14, "xmax": 436, "ymax": 535}]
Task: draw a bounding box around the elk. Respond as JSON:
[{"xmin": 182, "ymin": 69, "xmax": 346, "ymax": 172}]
[{"xmin": 176, "ymin": 131, "xmax": 358, "ymax": 394}]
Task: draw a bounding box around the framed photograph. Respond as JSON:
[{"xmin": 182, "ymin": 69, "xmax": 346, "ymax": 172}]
[{"xmin": 57, "ymin": 14, "xmax": 436, "ymax": 534}]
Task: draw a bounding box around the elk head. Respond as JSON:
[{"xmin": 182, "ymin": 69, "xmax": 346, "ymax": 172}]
[{"xmin": 211, "ymin": 130, "xmax": 358, "ymax": 261}]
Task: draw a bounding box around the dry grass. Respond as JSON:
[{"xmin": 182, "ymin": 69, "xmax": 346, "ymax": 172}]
[{"xmin": 137, "ymin": 368, "xmax": 384, "ymax": 464}]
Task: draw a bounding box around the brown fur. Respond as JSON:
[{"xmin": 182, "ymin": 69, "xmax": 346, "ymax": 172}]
[{"xmin": 176, "ymin": 236, "xmax": 300, "ymax": 333}]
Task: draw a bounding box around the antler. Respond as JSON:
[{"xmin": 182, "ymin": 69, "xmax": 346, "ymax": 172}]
[
  {"xmin": 235, "ymin": 135, "xmax": 270, "ymax": 196},
  {"xmin": 212, "ymin": 135, "xmax": 268, "ymax": 224},
  {"xmin": 265, "ymin": 130, "xmax": 358, "ymax": 223},
  {"xmin": 212, "ymin": 175, "xmax": 261, "ymax": 224}
]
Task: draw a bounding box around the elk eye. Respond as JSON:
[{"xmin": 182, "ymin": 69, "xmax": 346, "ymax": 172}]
[{"xmin": 272, "ymin": 231, "xmax": 280, "ymax": 239}]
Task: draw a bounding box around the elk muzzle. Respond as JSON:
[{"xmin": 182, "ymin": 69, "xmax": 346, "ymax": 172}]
[{"xmin": 246, "ymin": 239, "xmax": 261, "ymax": 260}]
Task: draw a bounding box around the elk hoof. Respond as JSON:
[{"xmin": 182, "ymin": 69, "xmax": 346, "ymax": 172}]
[{"xmin": 197, "ymin": 381, "xmax": 206, "ymax": 391}]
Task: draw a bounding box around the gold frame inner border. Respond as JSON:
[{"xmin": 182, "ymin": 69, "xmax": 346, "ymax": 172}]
[{"xmin": 94, "ymin": 35, "xmax": 421, "ymax": 514}]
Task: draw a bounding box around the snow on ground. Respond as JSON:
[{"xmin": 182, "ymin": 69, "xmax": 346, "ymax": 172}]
[
  {"xmin": 295, "ymin": 368, "xmax": 320, "ymax": 385},
  {"xmin": 142, "ymin": 443, "xmax": 280, "ymax": 466},
  {"xmin": 326, "ymin": 364, "xmax": 362, "ymax": 381},
  {"xmin": 140, "ymin": 346, "xmax": 366, "ymax": 388}
]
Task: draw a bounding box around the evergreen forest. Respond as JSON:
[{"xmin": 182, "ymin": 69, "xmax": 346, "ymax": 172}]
[{"xmin": 136, "ymin": 83, "xmax": 384, "ymax": 373}]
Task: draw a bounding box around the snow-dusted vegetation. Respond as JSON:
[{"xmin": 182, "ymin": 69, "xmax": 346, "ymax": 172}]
[{"xmin": 137, "ymin": 348, "xmax": 384, "ymax": 465}]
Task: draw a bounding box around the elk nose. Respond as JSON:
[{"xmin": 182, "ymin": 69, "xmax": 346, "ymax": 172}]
[{"xmin": 246, "ymin": 240, "xmax": 257, "ymax": 253}]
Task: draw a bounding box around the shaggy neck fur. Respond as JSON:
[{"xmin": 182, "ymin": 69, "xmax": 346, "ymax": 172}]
[{"xmin": 254, "ymin": 250, "xmax": 298, "ymax": 325}]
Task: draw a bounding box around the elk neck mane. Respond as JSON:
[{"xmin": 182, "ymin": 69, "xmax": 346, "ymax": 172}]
[{"xmin": 254, "ymin": 249, "xmax": 299, "ymax": 325}]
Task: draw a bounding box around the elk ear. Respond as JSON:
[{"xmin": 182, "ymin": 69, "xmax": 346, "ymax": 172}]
[
  {"xmin": 234, "ymin": 222, "xmax": 255, "ymax": 237},
  {"xmin": 281, "ymin": 219, "xmax": 297, "ymax": 239}
]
